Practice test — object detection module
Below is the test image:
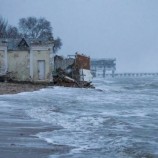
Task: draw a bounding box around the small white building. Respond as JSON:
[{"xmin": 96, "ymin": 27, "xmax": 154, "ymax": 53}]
[{"xmin": 0, "ymin": 38, "xmax": 54, "ymax": 82}]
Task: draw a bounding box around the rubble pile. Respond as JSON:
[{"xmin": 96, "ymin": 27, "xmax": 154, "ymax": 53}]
[{"xmin": 53, "ymin": 53, "xmax": 94, "ymax": 88}]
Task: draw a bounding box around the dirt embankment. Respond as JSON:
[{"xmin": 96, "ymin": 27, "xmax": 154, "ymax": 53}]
[{"xmin": 0, "ymin": 82, "xmax": 47, "ymax": 95}]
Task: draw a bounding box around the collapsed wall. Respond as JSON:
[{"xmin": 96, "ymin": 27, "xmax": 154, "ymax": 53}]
[{"xmin": 53, "ymin": 52, "xmax": 94, "ymax": 88}]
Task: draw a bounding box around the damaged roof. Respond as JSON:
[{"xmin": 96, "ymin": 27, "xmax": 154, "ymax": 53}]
[{"xmin": 0, "ymin": 38, "xmax": 54, "ymax": 50}]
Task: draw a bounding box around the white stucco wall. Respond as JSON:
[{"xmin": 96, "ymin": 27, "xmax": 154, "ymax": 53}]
[
  {"xmin": 8, "ymin": 51, "xmax": 30, "ymax": 81},
  {"xmin": 30, "ymin": 46, "xmax": 53, "ymax": 82},
  {"xmin": 0, "ymin": 46, "xmax": 8, "ymax": 74},
  {"xmin": 0, "ymin": 44, "xmax": 54, "ymax": 82}
]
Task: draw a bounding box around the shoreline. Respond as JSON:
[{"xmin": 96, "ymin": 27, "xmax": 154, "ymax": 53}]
[
  {"xmin": 0, "ymin": 82, "xmax": 48, "ymax": 95},
  {"xmin": 0, "ymin": 83, "xmax": 73, "ymax": 158}
]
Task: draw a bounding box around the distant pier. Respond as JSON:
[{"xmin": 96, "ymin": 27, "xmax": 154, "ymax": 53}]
[
  {"xmin": 92, "ymin": 71, "xmax": 158, "ymax": 78},
  {"xmin": 91, "ymin": 58, "xmax": 116, "ymax": 77},
  {"xmin": 108, "ymin": 72, "xmax": 158, "ymax": 77}
]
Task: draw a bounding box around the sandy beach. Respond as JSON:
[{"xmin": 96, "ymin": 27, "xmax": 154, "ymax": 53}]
[
  {"xmin": 0, "ymin": 82, "xmax": 48, "ymax": 95},
  {"xmin": 0, "ymin": 82, "xmax": 72, "ymax": 158}
]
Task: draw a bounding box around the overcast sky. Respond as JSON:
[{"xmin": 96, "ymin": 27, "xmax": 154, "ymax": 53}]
[{"xmin": 0, "ymin": 0, "xmax": 158, "ymax": 72}]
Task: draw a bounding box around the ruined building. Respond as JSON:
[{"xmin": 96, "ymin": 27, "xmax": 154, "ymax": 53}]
[
  {"xmin": 0, "ymin": 38, "xmax": 54, "ymax": 83},
  {"xmin": 54, "ymin": 53, "xmax": 93, "ymax": 87}
]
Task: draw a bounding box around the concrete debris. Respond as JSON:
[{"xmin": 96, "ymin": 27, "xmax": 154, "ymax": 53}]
[
  {"xmin": 0, "ymin": 71, "xmax": 16, "ymax": 82},
  {"xmin": 54, "ymin": 52, "xmax": 94, "ymax": 88}
]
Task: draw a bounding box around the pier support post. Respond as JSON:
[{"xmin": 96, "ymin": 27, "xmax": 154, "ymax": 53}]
[{"xmin": 103, "ymin": 66, "xmax": 106, "ymax": 78}]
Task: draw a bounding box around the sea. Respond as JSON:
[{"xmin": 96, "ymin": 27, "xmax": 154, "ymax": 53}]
[{"xmin": 1, "ymin": 76, "xmax": 158, "ymax": 158}]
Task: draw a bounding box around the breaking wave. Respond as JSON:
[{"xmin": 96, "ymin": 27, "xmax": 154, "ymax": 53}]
[{"xmin": 24, "ymin": 77, "xmax": 158, "ymax": 158}]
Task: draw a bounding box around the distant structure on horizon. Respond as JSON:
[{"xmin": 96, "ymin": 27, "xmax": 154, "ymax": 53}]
[{"xmin": 91, "ymin": 58, "xmax": 116, "ymax": 77}]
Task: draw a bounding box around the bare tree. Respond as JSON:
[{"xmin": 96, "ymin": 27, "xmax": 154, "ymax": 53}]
[
  {"xmin": 0, "ymin": 16, "xmax": 20, "ymax": 38},
  {"xmin": 0, "ymin": 16, "xmax": 8, "ymax": 38},
  {"xmin": 19, "ymin": 17, "xmax": 53, "ymax": 39},
  {"xmin": 6, "ymin": 26, "xmax": 20, "ymax": 38},
  {"xmin": 0, "ymin": 16, "xmax": 62, "ymax": 52},
  {"xmin": 53, "ymin": 37, "xmax": 62, "ymax": 53}
]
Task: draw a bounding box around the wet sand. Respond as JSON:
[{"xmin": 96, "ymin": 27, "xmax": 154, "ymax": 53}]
[
  {"xmin": 0, "ymin": 83, "xmax": 72, "ymax": 158},
  {"xmin": 0, "ymin": 82, "xmax": 47, "ymax": 95}
]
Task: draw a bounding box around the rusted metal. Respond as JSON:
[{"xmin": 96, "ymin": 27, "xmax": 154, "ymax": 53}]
[
  {"xmin": 53, "ymin": 53, "xmax": 94, "ymax": 88},
  {"xmin": 75, "ymin": 53, "xmax": 90, "ymax": 70}
]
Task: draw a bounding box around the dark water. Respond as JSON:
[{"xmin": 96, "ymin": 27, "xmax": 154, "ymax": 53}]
[{"xmin": 1, "ymin": 77, "xmax": 158, "ymax": 158}]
